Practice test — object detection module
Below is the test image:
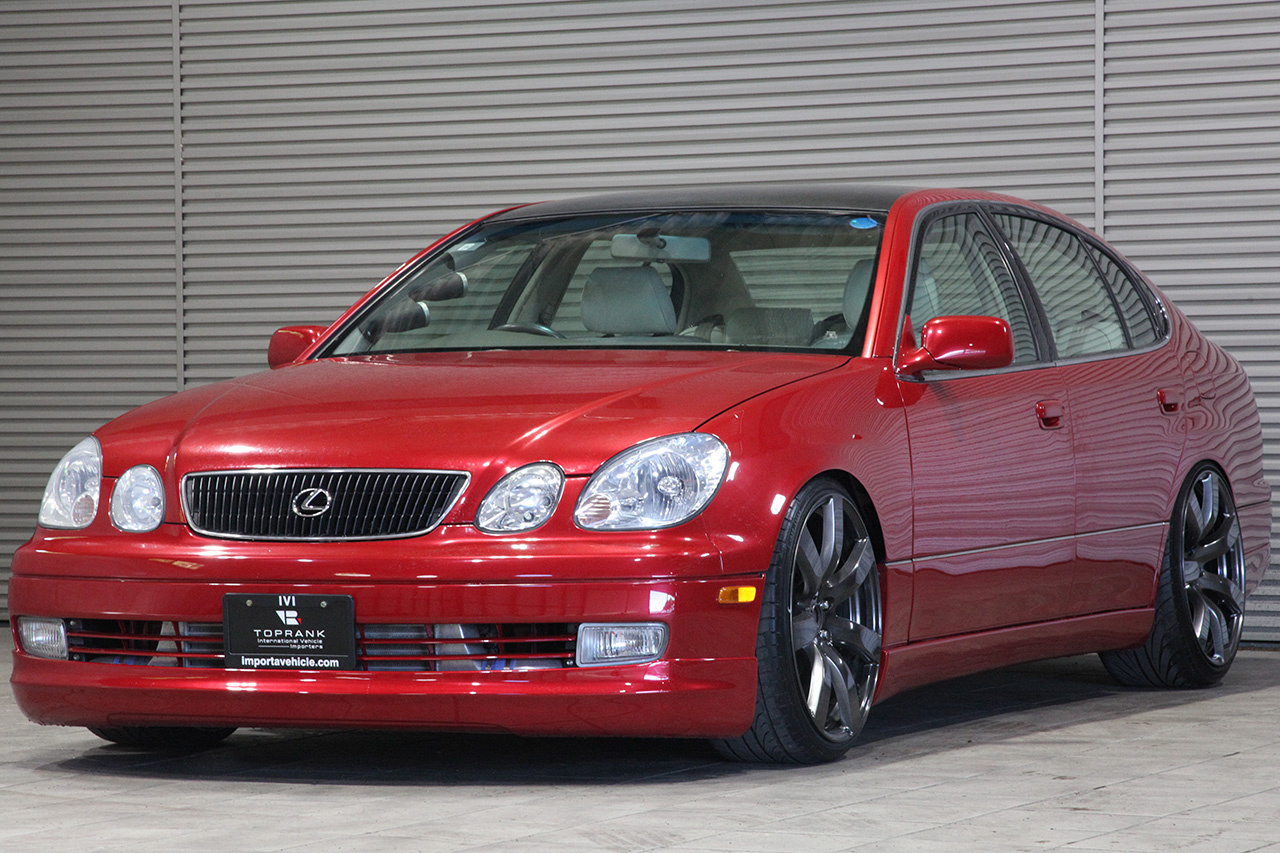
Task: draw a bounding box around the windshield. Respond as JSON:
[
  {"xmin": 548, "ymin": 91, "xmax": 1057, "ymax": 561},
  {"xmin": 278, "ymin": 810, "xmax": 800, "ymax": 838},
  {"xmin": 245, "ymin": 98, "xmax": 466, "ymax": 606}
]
[{"xmin": 323, "ymin": 210, "xmax": 884, "ymax": 356}]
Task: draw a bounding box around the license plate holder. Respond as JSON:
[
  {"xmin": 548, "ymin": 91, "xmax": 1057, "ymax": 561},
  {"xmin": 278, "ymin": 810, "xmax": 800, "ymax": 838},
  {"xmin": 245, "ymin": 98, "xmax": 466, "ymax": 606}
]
[{"xmin": 223, "ymin": 593, "xmax": 356, "ymax": 670}]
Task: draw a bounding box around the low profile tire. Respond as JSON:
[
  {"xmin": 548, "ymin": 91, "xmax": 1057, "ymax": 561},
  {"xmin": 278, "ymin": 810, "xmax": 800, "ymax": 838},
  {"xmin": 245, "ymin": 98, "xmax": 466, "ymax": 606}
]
[
  {"xmin": 1100, "ymin": 463, "xmax": 1247, "ymax": 688},
  {"xmin": 88, "ymin": 726, "xmax": 236, "ymax": 750},
  {"xmin": 714, "ymin": 477, "xmax": 882, "ymax": 764}
]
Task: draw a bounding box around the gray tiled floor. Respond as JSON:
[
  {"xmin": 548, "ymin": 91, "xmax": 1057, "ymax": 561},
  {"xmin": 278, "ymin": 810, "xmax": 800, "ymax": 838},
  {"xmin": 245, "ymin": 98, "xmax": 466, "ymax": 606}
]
[{"xmin": 2, "ymin": 634, "xmax": 1278, "ymax": 852}]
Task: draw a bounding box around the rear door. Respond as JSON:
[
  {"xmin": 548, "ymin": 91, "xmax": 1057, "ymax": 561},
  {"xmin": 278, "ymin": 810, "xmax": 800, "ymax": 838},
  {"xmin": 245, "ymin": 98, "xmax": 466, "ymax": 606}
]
[
  {"xmin": 987, "ymin": 209, "xmax": 1183, "ymax": 615},
  {"xmin": 897, "ymin": 207, "xmax": 1078, "ymax": 641}
]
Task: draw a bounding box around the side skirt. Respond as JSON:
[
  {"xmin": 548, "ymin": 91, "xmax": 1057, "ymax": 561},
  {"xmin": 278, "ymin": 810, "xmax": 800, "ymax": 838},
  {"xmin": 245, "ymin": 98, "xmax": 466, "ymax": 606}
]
[{"xmin": 873, "ymin": 608, "xmax": 1154, "ymax": 703}]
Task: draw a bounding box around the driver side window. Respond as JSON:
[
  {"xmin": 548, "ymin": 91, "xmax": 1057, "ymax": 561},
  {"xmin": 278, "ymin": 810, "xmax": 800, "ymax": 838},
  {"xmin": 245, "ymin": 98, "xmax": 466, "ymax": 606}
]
[{"xmin": 908, "ymin": 212, "xmax": 1039, "ymax": 365}]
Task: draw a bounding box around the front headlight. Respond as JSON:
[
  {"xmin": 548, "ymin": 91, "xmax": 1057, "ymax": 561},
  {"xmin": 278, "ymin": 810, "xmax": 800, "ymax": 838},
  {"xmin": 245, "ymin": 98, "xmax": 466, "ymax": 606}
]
[
  {"xmin": 476, "ymin": 462, "xmax": 565, "ymax": 533},
  {"xmin": 38, "ymin": 436, "xmax": 102, "ymax": 529},
  {"xmin": 574, "ymin": 433, "xmax": 729, "ymax": 531},
  {"xmin": 110, "ymin": 464, "xmax": 166, "ymax": 532}
]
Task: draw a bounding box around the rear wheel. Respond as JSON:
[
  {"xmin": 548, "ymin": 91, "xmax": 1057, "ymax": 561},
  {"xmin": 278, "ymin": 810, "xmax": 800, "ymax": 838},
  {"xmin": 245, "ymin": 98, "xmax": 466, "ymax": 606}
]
[
  {"xmin": 714, "ymin": 478, "xmax": 882, "ymax": 763},
  {"xmin": 1101, "ymin": 464, "xmax": 1246, "ymax": 688},
  {"xmin": 88, "ymin": 726, "xmax": 236, "ymax": 750}
]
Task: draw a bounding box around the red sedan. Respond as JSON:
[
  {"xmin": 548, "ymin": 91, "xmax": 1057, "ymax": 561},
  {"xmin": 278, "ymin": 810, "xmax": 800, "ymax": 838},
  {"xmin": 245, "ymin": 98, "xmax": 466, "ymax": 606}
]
[{"xmin": 11, "ymin": 185, "xmax": 1270, "ymax": 763}]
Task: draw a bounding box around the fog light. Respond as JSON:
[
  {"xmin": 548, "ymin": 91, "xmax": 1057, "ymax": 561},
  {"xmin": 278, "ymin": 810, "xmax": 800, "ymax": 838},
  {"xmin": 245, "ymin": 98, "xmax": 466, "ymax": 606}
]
[
  {"xmin": 575, "ymin": 623, "xmax": 668, "ymax": 667},
  {"xmin": 17, "ymin": 617, "xmax": 68, "ymax": 660}
]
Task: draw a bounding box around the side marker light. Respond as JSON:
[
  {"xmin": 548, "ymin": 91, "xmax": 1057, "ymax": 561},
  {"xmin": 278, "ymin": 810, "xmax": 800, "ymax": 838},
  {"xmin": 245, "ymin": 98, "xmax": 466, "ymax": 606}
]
[{"xmin": 717, "ymin": 585, "xmax": 758, "ymax": 605}]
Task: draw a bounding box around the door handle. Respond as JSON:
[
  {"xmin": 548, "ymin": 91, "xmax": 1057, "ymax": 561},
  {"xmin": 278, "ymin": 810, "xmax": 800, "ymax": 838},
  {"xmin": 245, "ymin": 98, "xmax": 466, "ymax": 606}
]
[
  {"xmin": 1158, "ymin": 388, "xmax": 1182, "ymax": 414},
  {"xmin": 1036, "ymin": 400, "xmax": 1064, "ymax": 430}
]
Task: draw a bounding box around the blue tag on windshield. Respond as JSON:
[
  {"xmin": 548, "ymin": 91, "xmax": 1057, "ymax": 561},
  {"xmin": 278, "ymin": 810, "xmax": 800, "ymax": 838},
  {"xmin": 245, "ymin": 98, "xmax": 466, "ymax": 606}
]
[{"xmin": 849, "ymin": 217, "xmax": 880, "ymax": 229}]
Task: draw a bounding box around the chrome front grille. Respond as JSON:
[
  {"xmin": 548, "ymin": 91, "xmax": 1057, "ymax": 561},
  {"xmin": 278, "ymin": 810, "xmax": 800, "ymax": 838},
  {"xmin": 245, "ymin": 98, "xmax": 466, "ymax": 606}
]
[
  {"xmin": 66, "ymin": 620, "xmax": 575, "ymax": 671},
  {"xmin": 182, "ymin": 469, "xmax": 468, "ymax": 540}
]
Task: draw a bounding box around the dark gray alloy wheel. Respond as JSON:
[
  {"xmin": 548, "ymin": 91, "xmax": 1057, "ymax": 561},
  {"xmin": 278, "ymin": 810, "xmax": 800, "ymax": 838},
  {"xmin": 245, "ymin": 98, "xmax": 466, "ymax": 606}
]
[
  {"xmin": 88, "ymin": 725, "xmax": 236, "ymax": 750},
  {"xmin": 1101, "ymin": 464, "xmax": 1246, "ymax": 688},
  {"xmin": 714, "ymin": 478, "xmax": 882, "ymax": 763}
]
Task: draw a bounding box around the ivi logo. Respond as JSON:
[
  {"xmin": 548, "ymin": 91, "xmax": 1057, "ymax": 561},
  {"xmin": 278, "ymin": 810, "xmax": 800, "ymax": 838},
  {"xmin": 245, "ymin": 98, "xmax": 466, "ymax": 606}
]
[{"xmin": 276, "ymin": 610, "xmax": 300, "ymax": 626}]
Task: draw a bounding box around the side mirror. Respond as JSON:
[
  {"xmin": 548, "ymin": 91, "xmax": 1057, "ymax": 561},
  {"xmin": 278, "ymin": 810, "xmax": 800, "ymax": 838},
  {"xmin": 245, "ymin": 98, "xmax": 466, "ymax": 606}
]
[
  {"xmin": 898, "ymin": 315, "xmax": 1014, "ymax": 377},
  {"xmin": 268, "ymin": 325, "xmax": 326, "ymax": 369}
]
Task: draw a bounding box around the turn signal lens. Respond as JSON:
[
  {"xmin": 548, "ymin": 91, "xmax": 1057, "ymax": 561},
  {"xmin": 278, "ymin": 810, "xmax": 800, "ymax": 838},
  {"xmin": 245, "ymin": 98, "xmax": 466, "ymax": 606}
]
[
  {"xmin": 717, "ymin": 585, "xmax": 758, "ymax": 604},
  {"xmin": 17, "ymin": 617, "xmax": 68, "ymax": 660},
  {"xmin": 575, "ymin": 623, "xmax": 668, "ymax": 667}
]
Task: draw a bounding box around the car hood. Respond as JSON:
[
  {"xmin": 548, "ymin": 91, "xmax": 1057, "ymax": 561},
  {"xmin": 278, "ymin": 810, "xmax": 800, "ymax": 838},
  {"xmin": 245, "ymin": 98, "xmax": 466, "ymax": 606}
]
[{"xmin": 98, "ymin": 349, "xmax": 846, "ymax": 484}]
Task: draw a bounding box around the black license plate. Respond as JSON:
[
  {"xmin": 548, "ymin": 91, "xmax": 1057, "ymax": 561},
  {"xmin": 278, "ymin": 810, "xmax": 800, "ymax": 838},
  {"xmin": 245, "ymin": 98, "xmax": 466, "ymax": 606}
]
[{"xmin": 223, "ymin": 593, "xmax": 356, "ymax": 671}]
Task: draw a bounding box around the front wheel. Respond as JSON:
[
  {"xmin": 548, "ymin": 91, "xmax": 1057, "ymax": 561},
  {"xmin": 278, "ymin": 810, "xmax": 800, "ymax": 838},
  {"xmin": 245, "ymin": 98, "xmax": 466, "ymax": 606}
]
[
  {"xmin": 714, "ymin": 478, "xmax": 882, "ymax": 763},
  {"xmin": 1100, "ymin": 463, "xmax": 1247, "ymax": 688},
  {"xmin": 88, "ymin": 726, "xmax": 236, "ymax": 750}
]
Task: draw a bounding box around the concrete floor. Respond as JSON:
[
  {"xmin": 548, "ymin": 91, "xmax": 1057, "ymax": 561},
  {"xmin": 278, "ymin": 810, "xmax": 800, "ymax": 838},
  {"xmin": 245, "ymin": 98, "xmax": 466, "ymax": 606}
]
[{"xmin": 2, "ymin": 635, "xmax": 1279, "ymax": 853}]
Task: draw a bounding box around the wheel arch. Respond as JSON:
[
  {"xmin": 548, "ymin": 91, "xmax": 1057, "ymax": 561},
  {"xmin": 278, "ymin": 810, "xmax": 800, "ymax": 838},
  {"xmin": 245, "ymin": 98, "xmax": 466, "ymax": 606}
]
[{"xmin": 818, "ymin": 468, "xmax": 888, "ymax": 565}]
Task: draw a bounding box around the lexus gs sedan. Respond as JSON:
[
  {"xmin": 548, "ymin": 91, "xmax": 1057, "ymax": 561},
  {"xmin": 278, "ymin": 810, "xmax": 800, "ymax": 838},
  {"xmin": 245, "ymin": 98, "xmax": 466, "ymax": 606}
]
[{"xmin": 11, "ymin": 184, "xmax": 1271, "ymax": 763}]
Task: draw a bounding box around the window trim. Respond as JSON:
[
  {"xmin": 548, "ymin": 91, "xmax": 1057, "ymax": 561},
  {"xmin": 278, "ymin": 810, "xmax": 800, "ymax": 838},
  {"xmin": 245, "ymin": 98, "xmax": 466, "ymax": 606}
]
[
  {"xmin": 978, "ymin": 203, "xmax": 1172, "ymax": 367},
  {"xmin": 318, "ymin": 207, "xmax": 891, "ymax": 359},
  {"xmin": 893, "ymin": 201, "xmax": 1054, "ymax": 380}
]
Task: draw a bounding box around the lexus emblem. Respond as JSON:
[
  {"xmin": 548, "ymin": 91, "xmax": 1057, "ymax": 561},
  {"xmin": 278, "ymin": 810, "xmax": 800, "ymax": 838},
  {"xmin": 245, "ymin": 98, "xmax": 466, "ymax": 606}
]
[{"xmin": 291, "ymin": 487, "xmax": 333, "ymax": 518}]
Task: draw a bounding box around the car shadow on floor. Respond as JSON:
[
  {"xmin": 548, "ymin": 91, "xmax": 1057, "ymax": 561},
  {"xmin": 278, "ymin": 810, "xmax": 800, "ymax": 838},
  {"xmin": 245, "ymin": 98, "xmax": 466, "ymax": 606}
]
[{"xmin": 44, "ymin": 651, "xmax": 1279, "ymax": 787}]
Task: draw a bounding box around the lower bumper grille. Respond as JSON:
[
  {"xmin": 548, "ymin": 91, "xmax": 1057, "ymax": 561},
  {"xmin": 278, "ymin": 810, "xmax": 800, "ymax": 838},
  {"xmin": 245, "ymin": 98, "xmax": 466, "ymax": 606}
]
[{"xmin": 66, "ymin": 619, "xmax": 576, "ymax": 671}]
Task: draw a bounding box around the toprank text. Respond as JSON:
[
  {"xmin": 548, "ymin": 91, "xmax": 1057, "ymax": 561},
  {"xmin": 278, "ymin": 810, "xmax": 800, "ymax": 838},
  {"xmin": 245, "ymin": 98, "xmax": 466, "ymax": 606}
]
[{"xmin": 253, "ymin": 628, "xmax": 327, "ymax": 640}]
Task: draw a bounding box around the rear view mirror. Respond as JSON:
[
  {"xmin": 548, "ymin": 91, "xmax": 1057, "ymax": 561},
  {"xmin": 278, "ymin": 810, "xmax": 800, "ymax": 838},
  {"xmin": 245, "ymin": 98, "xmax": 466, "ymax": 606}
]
[
  {"xmin": 268, "ymin": 325, "xmax": 326, "ymax": 369},
  {"xmin": 611, "ymin": 232, "xmax": 710, "ymax": 263},
  {"xmin": 407, "ymin": 271, "xmax": 468, "ymax": 302},
  {"xmin": 898, "ymin": 315, "xmax": 1014, "ymax": 377}
]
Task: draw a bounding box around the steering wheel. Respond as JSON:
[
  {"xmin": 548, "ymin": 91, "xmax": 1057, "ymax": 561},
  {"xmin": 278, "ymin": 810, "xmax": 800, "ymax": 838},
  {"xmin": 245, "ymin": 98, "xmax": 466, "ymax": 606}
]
[{"xmin": 492, "ymin": 323, "xmax": 566, "ymax": 339}]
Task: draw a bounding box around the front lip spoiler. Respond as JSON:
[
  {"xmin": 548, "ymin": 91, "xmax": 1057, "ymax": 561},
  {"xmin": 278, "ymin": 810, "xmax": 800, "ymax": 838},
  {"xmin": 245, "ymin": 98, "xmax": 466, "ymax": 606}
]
[{"xmin": 10, "ymin": 654, "xmax": 759, "ymax": 738}]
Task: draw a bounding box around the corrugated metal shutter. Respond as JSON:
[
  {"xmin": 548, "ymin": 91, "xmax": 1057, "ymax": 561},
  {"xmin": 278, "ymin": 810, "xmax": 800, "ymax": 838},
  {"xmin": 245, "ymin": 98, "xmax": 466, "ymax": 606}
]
[
  {"xmin": 0, "ymin": 1, "xmax": 179, "ymax": 615},
  {"xmin": 6, "ymin": 0, "xmax": 1278, "ymax": 643},
  {"xmin": 1102, "ymin": 0, "xmax": 1280, "ymax": 640},
  {"xmin": 177, "ymin": 0, "xmax": 1098, "ymax": 383}
]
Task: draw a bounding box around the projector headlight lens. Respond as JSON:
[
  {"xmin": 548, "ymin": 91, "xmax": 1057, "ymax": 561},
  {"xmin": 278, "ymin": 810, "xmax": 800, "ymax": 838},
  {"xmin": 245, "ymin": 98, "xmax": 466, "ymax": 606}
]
[
  {"xmin": 110, "ymin": 464, "xmax": 166, "ymax": 532},
  {"xmin": 476, "ymin": 462, "xmax": 564, "ymax": 533}
]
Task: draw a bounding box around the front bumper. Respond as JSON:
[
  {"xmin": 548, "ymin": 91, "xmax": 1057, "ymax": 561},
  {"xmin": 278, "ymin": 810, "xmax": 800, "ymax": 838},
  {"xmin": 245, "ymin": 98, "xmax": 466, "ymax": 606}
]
[{"xmin": 10, "ymin": 524, "xmax": 767, "ymax": 738}]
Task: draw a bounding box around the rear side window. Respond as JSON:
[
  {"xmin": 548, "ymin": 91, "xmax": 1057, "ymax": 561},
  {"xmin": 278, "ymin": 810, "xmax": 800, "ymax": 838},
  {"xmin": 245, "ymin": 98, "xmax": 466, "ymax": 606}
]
[
  {"xmin": 908, "ymin": 212, "xmax": 1039, "ymax": 364},
  {"xmin": 1087, "ymin": 246, "xmax": 1160, "ymax": 348},
  {"xmin": 994, "ymin": 214, "xmax": 1127, "ymax": 359}
]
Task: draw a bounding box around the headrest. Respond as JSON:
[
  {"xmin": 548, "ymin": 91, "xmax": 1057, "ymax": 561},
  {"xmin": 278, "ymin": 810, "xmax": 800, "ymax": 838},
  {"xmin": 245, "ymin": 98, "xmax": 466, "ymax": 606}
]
[
  {"xmin": 910, "ymin": 256, "xmax": 940, "ymax": 323},
  {"xmin": 581, "ymin": 267, "xmax": 677, "ymax": 336},
  {"xmin": 843, "ymin": 258, "xmax": 875, "ymax": 326}
]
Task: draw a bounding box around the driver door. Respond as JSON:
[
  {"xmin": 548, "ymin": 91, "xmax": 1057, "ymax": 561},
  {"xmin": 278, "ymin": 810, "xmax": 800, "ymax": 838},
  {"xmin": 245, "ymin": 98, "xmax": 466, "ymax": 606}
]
[{"xmin": 898, "ymin": 209, "xmax": 1078, "ymax": 641}]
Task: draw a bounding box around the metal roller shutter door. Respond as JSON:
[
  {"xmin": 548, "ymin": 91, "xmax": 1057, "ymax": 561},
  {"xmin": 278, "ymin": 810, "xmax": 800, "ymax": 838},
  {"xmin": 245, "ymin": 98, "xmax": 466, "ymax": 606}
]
[
  {"xmin": 176, "ymin": 0, "xmax": 1098, "ymax": 382},
  {"xmin": 1103, "ymin": 0, "xmax": 1280, "ymax": 640},
  {"xmin": 7, "ymin": 0, "xmax": 1278, "ymax": 642},
  {"xmin": 0, "ymin": 1, "xmax": 179, "ymax": 616}
]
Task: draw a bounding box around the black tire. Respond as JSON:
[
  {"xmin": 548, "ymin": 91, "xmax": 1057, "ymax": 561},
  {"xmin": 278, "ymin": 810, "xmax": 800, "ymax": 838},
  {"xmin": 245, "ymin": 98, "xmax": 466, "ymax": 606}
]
[
  {"xmin": 1100, "ymin": 463, "xmax": 1247, "ymax": 688},
  {"xmin": 713, "ymin": 477, "xmax": 882, "ymax": 764},
  {"xmin": 88, "ymin": 725, "xmax": 236, "ymax": 750}
]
